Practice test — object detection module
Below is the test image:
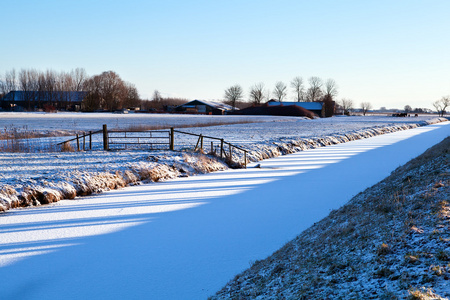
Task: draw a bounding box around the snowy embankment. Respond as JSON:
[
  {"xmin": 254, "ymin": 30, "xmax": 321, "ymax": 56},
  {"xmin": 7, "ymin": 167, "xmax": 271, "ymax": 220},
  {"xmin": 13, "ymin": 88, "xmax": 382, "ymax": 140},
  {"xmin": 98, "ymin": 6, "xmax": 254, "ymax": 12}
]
[
  {"xmin": 211, "ymin": 136, "xmax": 450, "ymax": 300},
  {"xmin": 0, "ymin": 116, "xmax": 446, "ymax": 212},
  {"xmin": 242, "ymin": 118, "xmax": 445, "ymax": 163}
]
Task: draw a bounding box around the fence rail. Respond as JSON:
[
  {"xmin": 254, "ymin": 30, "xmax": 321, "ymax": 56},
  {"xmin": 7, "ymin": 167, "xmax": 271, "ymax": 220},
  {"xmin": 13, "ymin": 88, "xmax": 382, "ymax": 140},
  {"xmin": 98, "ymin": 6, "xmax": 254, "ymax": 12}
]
[
  {"xmin": 108, "ymin": 130, "xmax": 171, "ymax": 150},
  {"xmin": 56, "ymin": 130, "xmax": 102, "ymax": 151},
  {"xmin": 173, "ymin": 129, "xmax": 248, "ymax": 167},
  {"xmin": 57, "ymin": 124, "xmax": 248, "ymax": 168}
]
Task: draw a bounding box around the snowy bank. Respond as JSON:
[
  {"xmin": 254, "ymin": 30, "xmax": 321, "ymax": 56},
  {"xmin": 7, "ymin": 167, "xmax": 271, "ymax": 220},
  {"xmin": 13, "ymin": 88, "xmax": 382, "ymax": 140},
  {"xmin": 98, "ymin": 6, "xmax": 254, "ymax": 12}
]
[
  {"xmin": 211, "ymin": 136, "xmax": 450, "ymax": 300},
  {"xmin": 0, "ymin": 152, "xmax": 227, "ymax": 212},
  {"xmin": 233, "ymin": 117, "xmax": 447, "ymax": 164}
]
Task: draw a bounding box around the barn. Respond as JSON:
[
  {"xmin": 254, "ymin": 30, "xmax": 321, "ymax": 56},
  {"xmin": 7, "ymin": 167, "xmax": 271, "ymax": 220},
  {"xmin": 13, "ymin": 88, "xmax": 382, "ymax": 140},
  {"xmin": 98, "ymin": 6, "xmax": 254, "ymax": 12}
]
[
  {"xmin": 176, "ymin": 100, "xmax": 237, "ymax": 115},
  {"xmin": 1, "ymin": 91, "xmax": 87, "ymax": 111},
  {"xmin": 233, "ymin": 104, "xmax": 316, "ymax": 118},
  {"xmin": 267, "ymin": 100, "xmax": 325, "ymax": 117}
]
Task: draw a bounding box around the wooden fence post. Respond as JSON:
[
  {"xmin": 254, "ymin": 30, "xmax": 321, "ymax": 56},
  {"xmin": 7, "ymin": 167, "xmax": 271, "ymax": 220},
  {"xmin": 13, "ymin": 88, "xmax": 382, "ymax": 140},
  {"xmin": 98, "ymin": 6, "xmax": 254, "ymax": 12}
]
[
  {"xmin": 200, "ymin": 135, "xmax": 203, "ymax": 152},
  {"xmin": 76, "ymin": 134, "xmax": 80, "ymax": 151},
  {"xmin": 244, "ymin": 151, "xmax": 247, "ymax": 169},
  {"xmin": 170, "ymin": 127, "xmax": 174, "ymax": 151},
  {"xmin": 83, "ymin": 133, "xmax": 86, "ymax": 151},
  {"xmin": 89, "ymin": 131, "xmax": 92, "ymax": 150},
  {"xmin": 220, "ymin": 139, "xmax": 224, "ymax": 158},
  {"xmin": 103, "ymin": 124, "xmax": 109, "ymax": 150},
  {"xmin": 211, "ymin": 142, "xmax": 214, "ymax": 154}
]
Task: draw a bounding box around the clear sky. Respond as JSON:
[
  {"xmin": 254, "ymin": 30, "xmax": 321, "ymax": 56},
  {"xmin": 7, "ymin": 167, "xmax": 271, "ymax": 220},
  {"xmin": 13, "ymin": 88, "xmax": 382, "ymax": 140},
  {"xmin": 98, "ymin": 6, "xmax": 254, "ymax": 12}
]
[{"xmin": 1, "ymin": 0, "xmax": 449, "ymax": 109}]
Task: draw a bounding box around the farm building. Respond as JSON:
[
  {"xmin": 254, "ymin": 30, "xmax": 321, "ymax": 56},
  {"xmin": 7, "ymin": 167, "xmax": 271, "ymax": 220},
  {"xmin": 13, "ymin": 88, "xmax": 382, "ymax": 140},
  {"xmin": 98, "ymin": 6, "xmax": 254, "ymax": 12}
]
[
  {"xmin": 233, "ymin": 104, "xmax": 316, "ymax": 118},
  {"xmin": 1, "ymin": 91, "xmax": 87, "ymax": 111},
  {"xmin": 267, "ymin": 100, "xmax": 325, "ymax": 117},
  {"xmin": 176, "ymin": 100, "xmax": 237, "ymax": 115}
]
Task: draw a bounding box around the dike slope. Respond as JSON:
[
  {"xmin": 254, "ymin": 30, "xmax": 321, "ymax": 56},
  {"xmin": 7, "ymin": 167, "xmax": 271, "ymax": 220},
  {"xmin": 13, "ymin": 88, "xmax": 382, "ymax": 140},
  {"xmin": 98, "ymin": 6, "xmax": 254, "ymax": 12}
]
[{"xmin": 211, "ymin": 137, "xmax": 450, "ymax": 300}]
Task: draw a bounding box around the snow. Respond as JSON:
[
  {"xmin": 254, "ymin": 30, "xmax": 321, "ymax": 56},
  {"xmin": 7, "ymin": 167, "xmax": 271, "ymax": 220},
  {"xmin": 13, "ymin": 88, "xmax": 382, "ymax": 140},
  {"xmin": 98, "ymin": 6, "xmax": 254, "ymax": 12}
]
[
  {"xmin": 0, "ymin": 115, "xmax": 444, "ymax": 212},
  {"xmin": 0, "ymin": 120, "xmax": 448, "ymax": 299},
  {"xmin": 0, "ymin": 112, "xmax": 285, "ymax": 135}
]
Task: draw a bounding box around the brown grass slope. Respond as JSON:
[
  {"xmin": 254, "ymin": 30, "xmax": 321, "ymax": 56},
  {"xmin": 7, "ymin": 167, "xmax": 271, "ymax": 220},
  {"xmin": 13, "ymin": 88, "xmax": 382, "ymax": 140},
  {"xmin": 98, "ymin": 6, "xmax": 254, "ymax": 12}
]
[{"xmin": 211, "ymin": 137, "xmax": 450, "ymax": 300}]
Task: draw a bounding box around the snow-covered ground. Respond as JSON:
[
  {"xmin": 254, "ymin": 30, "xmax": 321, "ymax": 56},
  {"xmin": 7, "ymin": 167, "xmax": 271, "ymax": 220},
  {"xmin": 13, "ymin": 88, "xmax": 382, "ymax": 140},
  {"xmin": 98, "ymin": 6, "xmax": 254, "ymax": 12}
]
[
  {"xmin": 0, "ymin": 112, "xmax": 285, "ymax": 135},
  {"xmin": 0, "ymin": 115, "xmax": 446, "ymax": 211},
  {"xmin": 0, "ymin": 121, "xmax": 448, "ymax": 299},
  {"xmin": 0, "ymin": 115, "xmax": 444, "ymax": 213}
]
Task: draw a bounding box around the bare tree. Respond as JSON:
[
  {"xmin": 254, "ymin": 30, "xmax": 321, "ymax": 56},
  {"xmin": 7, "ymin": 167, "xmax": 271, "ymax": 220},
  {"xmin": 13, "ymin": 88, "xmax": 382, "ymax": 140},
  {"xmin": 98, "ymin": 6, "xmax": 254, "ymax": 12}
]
[
  {"xmin": 37, "ymin": 71, "xmax": 46, "ymax": 108},
  {"xmin": 290, "ymin": 76, "xmax": 304, "ymax": 102},
  {"xmin": 71, "ymin": 68, "xmax": 87, "ymax": 92},
  {"xmin": 340, "ymin": 98, "xmax": 354, "ymax": 115},
  {"xmin": 19, "ymin": 69, "xmax": 33, "ymax": 110},
  {"xmin": 43, "ymin": 70, "xmax": 57, "ymax": 105},
  {"xmin": 305, "ymin": 76, "xmax": 323, "ymax": 102},
  {"xmin": 56, "ymin": 71, "xmax": 76, "ymax": 110},
  {"xmin": 4, "ymin": 69, "xmax": 17, "ymax": 97},
  {"xmin": 433, "ymin": 96, "xmax": 450, "ymax": 117},
  {"xmin": 273, "ymin": 81, "xmax": 287, "ymax": 102},
  {"xmin": 83, "ymin": 71, "xmax": 126, "ymax": 111},
  {"xmin": 224, "ymin": 84, "xmax": 243, "ymax": 109},
  {"xmin": 0, "ymin": 77, "xmax": 4, "ymax": 97},
  {"xmin": 324, "ymin": 79, "xmax": 338, "ymax": 99},
  {"xmin": 102, "ymin": 71, "xmax": 126, "ymax": 111},
  {"xmin": 360, "ymin": 102, "xmax": 372, "ymax": 116},
  {"xmin": 404, "ymin": 105, "xmax": 412, "ymax": 114},
  {"xmin": 152, "ymin": 90, "xmax": 162, "ymax": 103},
  {"xmin": 82, "ymin": 76, "xmax": 102, "ymax": 111},
  {"xmin": 122, "ymin": 82, "xmax": 140, "ymax": 108},
  {"xmin": 249, "ymin": 83, "xmax": 265, "ymax": 105}
]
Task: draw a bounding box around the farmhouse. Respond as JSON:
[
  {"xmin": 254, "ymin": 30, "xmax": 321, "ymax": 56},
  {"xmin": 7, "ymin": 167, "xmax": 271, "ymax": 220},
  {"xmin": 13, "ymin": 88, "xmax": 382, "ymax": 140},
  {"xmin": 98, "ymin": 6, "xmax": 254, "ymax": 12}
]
[
  {"xmin": 176, "ymin": 100, "xmax": 237, "ymax": 115},
  {"xmin": 1, "ymin": 91, "xmax": 87, "ymax": 111},
  {"xmin": 267, "ymin": 100, "xmax": 325, "ymax": 117}
]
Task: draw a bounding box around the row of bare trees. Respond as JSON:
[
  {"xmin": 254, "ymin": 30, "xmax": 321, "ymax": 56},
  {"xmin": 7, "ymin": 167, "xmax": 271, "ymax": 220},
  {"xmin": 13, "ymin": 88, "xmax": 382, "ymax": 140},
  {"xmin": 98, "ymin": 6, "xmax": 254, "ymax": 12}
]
[
  {"xmin": 83, "ymin": 71, "xmax": 140, "ymax": 111},
  {"xmin": 223, "ymin": 77, "xmax": 339, "ymax": 117},
  {"xmin": 341, "ymin": 98, "xmax": 449, "ymax": 117},
  {"xmin": 224, "ymin": 76, "xmax": 339, "ymax": 108},
  {"xmin": 340, "ymin": 99, "xmax": 372, "ymax": 116},
  {"xmin": 0, "ymin": 68, "xmax": 140, "ymax": 111}
]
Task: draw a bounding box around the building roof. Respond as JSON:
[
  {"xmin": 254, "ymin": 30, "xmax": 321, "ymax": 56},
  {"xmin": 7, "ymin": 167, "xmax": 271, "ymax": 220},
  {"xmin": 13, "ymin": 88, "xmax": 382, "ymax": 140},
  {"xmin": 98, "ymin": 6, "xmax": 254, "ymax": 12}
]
[
  {"xmin": 178, "ymin": 99, "xmax": 238, "ymax": 111},
  {"xmin": 267, "ymin": 101, "xmax": 323, "ymax": 111},
  {"xmin": 233, "ymin": 105, "xmax": 315, "ymax": 118},
  {"xmin": 1, "ymin": 91, "xmax": 87, "ymax": 103}
]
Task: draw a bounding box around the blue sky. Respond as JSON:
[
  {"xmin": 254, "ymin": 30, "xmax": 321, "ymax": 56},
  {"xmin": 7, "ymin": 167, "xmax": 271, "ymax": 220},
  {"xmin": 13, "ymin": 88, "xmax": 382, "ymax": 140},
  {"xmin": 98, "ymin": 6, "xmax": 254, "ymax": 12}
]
[{"xmin": 2, "ymin": 0, "xmax": 449, "ymax": 109}]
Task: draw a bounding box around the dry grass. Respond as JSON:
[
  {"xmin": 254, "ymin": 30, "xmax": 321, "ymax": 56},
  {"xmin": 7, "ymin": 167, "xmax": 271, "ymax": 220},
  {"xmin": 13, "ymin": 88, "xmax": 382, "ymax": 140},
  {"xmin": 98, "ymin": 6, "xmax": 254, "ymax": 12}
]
[
  {"xmin": 407, "ymin": 287, "xmax": 446, "ymax": 300},
  {"xmin": 182, "ymin": 152, "xmax": 228, "ymax": 173},
  {"xmin": 0, "ymin": 126, "xmax": 65, "ymax": 152},
  {"xmin": 122, "ymin": 119, "xmax": 263, "ymax": 132},
  {"xmin": 61, "ymin": 142, "xmax": 75, "ymax": 152}
]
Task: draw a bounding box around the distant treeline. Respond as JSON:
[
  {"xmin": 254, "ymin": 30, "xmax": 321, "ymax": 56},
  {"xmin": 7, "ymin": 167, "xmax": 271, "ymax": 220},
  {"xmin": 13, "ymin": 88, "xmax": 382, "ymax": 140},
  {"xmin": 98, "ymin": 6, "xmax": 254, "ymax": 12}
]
[{"xmin": 0, "ymin": 68, "xmax": 188, "ymax": 112}]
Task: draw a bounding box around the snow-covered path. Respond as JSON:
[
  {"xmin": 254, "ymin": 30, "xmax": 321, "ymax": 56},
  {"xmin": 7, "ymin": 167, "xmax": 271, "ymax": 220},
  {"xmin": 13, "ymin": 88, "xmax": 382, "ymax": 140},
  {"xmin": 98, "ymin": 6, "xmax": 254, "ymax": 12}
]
[{"xmin": 0, "ymin": 122, "xmax": 448, "ymax": 300}]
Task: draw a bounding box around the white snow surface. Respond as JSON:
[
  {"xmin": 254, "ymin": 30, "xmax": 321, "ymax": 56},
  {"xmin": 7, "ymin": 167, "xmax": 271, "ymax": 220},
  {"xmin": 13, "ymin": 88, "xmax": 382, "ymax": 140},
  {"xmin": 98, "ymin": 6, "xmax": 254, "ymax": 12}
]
[
  {"xmin": 0, "ymin": 112, "xmax": 284, "ymax": 135},
  {"xmin": 0, "ymin": 120, "xmax": 448, "ymax": 299}
]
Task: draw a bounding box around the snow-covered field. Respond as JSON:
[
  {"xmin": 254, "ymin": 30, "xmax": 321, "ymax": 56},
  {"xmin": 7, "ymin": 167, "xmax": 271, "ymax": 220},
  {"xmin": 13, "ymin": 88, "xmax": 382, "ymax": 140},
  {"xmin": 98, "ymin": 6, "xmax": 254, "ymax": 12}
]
[
  {"xmin": 0, "ymin": 120, "xmax": 448, "ymax": 300},
  {"xmin": 0, "ymin": 112, "xmax": 284, "ymax": 135},
  {"xmin": 0, "ymin": 114, "xmax": 446, "ymax": 213}
]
